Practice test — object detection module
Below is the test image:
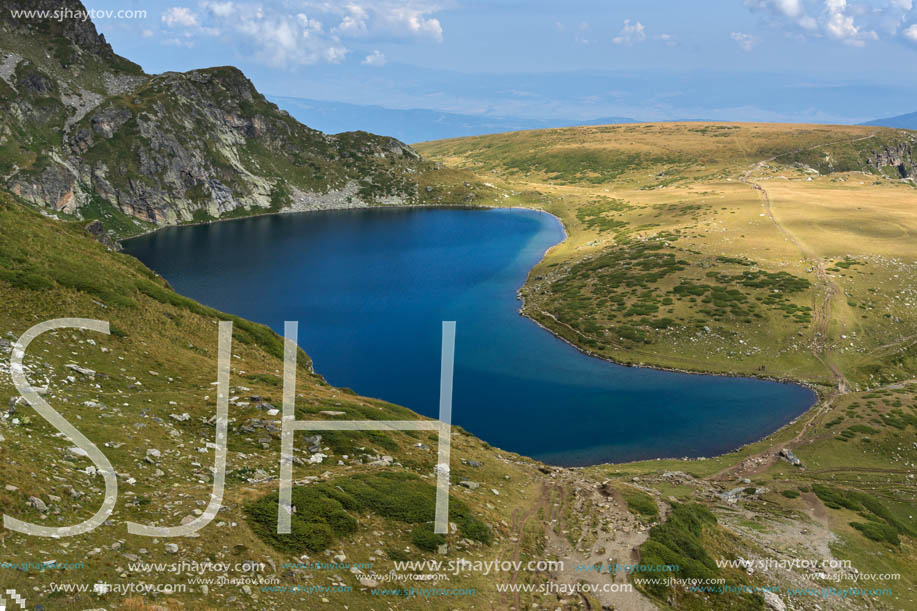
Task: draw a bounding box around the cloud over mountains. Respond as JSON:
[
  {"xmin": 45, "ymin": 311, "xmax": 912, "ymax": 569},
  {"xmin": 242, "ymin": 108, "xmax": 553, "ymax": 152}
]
[{"xmin": 156, "ymin": 1, "xmax": 446, "ymax": 67}]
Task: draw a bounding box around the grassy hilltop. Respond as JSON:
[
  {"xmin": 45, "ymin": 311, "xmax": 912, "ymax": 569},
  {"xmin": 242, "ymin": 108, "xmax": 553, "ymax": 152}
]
[
  {"xmin": 415, "ymin": 121, "xmax": 917, "ymax": 609},
  {"xmin": 417, "ymin": 122, "xmax": 917, "ymax": 391}
]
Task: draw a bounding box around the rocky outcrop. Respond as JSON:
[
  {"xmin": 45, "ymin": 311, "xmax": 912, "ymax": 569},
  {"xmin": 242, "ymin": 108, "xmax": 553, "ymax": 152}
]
[
  {"xmin": 865, "ymin": 139, "xmax": 917, "ymax": 179},
  {"xmin": 0, "ymin": 0, "xmax": 121, "ymax": 62},
  {"xmin": 0, "ymin": 0, "xmax": 428, "ymax": 234},
  {"xmin": 84, "ymin": 219, "xmax": 120, "ymax": 251}
]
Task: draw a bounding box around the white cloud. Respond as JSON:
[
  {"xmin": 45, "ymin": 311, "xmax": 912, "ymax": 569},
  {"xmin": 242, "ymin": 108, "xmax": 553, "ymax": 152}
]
[
  {"xmin": 297, "ymin": 13, "xmax": 323, "ymax": 33},
  {"xmin": 655, "ymin": 33, "xmax": 677, "ymax": 46},
  {"xmin": 825, "ymin": 11, "xmax": 858, "ymax": 38},
  {"xmin": 884, "ymin": 0, "xmax": 914, "ymax": 34},
  {"xmin": 204, "ymin": 2, "xmax": 235, "ymax": 18},
  {"xmin": 403, "ymin": 12, "xmax": 443, "ymax": 40},
  {"xmin": 744, "ymin": 0, "xmax": 898, "ymax": 46},
  {"xmin": 905, "ymin": 23, "xmax": 917, "ymax": 40},
  {"xmin": 744, "ymin": 0, "xmax": 800, "ymax": 17},
  {"xmin": 154, "ymin": 1, "xmax": 446, "ymax": 68},
  {"xmin": 798, "ymin": 15, "xmax": 818, "ymax": 30},
  {"xmin": 141, "ymin": 28, "xmax": 154, "ymax": 38},
  {"xmin": 330, "ymin": 3, "xmax": 443, "ymax": 42},
  {"xmin": 746, "ymin": 0, "xmax": 817, "ymax": 30},
  {"xmin": 775, "ymin": 0, "xmax": 803, "ymax": 17},
  {"xmin": 236, "ymin": 12, "xmax": 346, "ymax": 67},
  {"xmin": 162, "ymin": 6, "xmax": 198, "ymax": 27},
  {"xmin": 362, "ymin": 49, "xmax": 387, "ymax": 65},
  {"xmin": 731, "ymin": 31, "xmax": 760, "ymax": 50},
  {"xmin": 612, "ymin": 20, "xmax": 646, "ymax": 45},
  {"xmin": 163, "ymin": 37, "xmax": 194, "ymax": 47},
  {"xmin": 336, "ymin": 4, "xmax": 369, "ymax": 36},
  {"xmin": 823, "ymin": 0, "xmax": 877, "ymax": 46}
]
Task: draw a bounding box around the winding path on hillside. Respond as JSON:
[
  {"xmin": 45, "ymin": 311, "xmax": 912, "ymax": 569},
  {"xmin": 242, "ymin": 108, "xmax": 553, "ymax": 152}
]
[
  {"xmin": 741, "ymin": 163, "xmax": 849, "ymax": 392},
  {"xmin": 711, "ymin": 136, "xmax": 906, "ymax": 482},
  {"xmin": 499, "ymin": 474, "xmax": 658, "ymax": 610},
  {"xmin": 706, "ymin": 388, "xmax": 839, "ymax": 481}
]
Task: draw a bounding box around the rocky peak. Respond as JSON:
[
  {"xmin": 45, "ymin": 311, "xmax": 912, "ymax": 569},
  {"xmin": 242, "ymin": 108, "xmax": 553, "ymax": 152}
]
[
  {"xmin": 0, "ymin": 0, "xmax": 430, "ymax": 235},
  {"xmin": 0, "ymin": 0, "xmax": 122, "ymax": 63}
]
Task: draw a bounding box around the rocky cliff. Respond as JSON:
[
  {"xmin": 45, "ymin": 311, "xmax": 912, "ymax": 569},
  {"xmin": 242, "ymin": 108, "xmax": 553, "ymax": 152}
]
[
  {"xmin": 0, "ymin": 0, "xmax": 430, "ymax": 232},
  {"xmin": 783, "ymin": 128, "xmax": 917, "ymax": 179},
  {"xmin": 865, "ymin": 140, "xmax": 917, "ymax": 179}
]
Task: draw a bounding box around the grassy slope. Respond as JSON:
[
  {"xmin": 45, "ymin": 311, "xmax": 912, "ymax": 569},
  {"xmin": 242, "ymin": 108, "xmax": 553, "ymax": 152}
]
[
  {"xmin": 0, "ymin": 192, "xmax": 562, "ymax": 609},
  {"xmin": 4, "ymin": 190, "xmax": 761, "ymax": 611},
  {"xmin": 417, "ymin": 122, "xmax": 917, "ymax": 389},
  {"xmin": 417, "ymin": 122, "xmax": 917, "ymax": 609},
  {"xmin": 1, "ymin": 119, "xmax": 914, "ymax": 610}
]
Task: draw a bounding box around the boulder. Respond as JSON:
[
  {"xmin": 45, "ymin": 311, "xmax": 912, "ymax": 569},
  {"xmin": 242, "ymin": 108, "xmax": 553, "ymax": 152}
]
[
  {"xmin": 65, "ymin": 364, "xmax": 96, "ymax": 377},
  {"xmin": 763, "ymin": 590, "xmax": 787, "ymax": 611},
  {"xmin": 778, "ymin": 448, "xmax": 803, "ymax": 468},
  {"xmin": 28, "ymin": 496, "xmax": 48, "ymax": 512}
]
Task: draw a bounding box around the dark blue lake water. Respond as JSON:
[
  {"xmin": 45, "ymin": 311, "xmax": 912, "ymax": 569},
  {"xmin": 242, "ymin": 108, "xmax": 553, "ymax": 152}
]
[{"xmin": 124, "ymin": 207, "xmax": 816, "ymax": 466}]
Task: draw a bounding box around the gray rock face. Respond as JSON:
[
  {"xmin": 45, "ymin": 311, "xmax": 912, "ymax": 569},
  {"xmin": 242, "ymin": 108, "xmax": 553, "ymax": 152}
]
[
  {"xmin": 763, "ymin": 590, "xmax": 787, "ymax": 611},
  {"xmin": 0, "ymin": 4, "xmax": 428, "ymax": 234},
  {"xmin": 866, "ymin": 140, "xmax": 917, "ymax": 179},
  {"xmin": 65, "ymin": 363, "xmax": 95, "ymax": 377},
  {"xmin": 0, "ymin": 0, "xmax": 123, "ymax": 62},
  {"xmin": 84, "ymin": 219, "xmax": 121, "ymax": 251}
]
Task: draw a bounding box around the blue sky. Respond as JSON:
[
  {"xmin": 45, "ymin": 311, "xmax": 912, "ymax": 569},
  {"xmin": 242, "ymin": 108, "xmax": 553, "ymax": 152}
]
[{"xmin": 85, "ymin": 1, "xmax": 917, "ymax": 124}]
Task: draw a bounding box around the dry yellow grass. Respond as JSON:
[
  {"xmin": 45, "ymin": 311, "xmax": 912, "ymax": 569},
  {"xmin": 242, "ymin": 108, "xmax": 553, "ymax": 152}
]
[{"xmin": 418, "ymin": 122, "xmax": 917, "ymax": 389}]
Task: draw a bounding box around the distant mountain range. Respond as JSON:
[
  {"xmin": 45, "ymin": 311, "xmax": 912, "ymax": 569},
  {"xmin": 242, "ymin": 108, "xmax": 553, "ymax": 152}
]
[
  {"xmin": 861, "ymin": 112, "xmax": 917, "ymax": 129},
  {"xmin": 269, "ymin": 95, "xmax": 636, "ymax": 144},
  {"xmin": 270, "ymin": 94, "xmax": 917, "ymax": 144}
]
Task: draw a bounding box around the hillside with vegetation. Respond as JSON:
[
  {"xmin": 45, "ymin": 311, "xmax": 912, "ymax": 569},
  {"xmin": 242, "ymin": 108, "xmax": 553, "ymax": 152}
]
[
  {"xmin": 418, "ymin": 123, "xmax": 917, "ymax": 391},
  {"xmin": 0, "ymin": 190, "xmax": 580, "ymax": 609},
  {"xmin": 414, "ymin": 122, "xmax": 917, "ymax": 609},
  {"xmin": 0, "ymin": 0, "xmax": 482, "ymax": 237},
  {"xmin": 1, "ymin": 114, "xmax": 914, "ymax": 607},
  {"xmin": 4, "ymin": 186, "xmax": 912, "ymax": 610}
]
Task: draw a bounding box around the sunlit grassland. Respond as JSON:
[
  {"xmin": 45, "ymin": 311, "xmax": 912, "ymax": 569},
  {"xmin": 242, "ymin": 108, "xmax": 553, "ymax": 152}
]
[{"xmin": 417, "ymin": 122, "xmax": 917, "ymax": 389}]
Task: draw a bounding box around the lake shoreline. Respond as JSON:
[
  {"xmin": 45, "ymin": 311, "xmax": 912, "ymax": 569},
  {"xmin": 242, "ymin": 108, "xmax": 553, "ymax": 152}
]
[
  {"xmin": 516, "ymin": 296, "xmax": 823, "ymax": 468},
  {"xmin": 123, "ymin": 203, "xmax": 822, "ymax": 468}
]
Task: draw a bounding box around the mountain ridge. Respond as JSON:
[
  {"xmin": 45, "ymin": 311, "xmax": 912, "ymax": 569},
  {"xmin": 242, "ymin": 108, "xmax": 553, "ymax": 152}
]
[
  {"xmin": 862, "ymin": 110, "xmax": 917, "ymax": 129},
  {"xmin": 269, "ymin": 94, "xmax": 638, "ymax": 144},
  {"xmin": 0, "ymin": 0, "xmax": 452, "ymax": 235}
]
